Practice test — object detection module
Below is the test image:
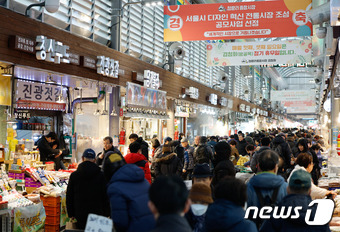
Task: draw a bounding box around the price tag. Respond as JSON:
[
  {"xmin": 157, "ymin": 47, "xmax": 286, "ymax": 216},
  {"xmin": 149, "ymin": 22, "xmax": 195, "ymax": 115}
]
[{"xmin": 85, "ymin": 214, "xmax": 113, "ymax": 232}]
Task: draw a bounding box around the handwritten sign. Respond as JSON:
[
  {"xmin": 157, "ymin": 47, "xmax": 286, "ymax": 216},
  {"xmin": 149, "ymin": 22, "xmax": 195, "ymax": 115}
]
[{"xmin": 85, "ymin": 214, "xmax": 113, "ymax": 232}]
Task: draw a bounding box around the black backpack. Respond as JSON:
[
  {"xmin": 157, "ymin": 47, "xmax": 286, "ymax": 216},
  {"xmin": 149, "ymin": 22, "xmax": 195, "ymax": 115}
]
[{"xmin": 253, "ymin": 186, "xmax": 280, "ymax": 229}]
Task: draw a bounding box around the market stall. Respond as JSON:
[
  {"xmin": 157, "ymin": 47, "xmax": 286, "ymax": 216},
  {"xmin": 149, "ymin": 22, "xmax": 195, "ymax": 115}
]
[{"xmin": 0, "ymin": 158, "xmax": 71, "ymax": 231}]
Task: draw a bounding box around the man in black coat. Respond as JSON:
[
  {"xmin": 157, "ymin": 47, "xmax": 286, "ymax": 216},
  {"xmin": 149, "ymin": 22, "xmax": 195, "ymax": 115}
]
[
  {"xmin": 237, "ymin": 133, "xmax": 248, "ymax": 156},
  {"xmin": 96, "ymin": 136, "xmax": 123, "ymax": 168},
  {"xmin": 66, "ymin": 149, "xmax": 110, "ymax": 229},
  {"xmin": 271, "ymin": 133, "xmax": 292, "ymax": 171},
  {"xmin": 129, "ymin": 134, "xmax": 149, "ymax": 160},
  {"xmin": 36, "ymin": 132, "xmax": 62, "ymax": 163}
]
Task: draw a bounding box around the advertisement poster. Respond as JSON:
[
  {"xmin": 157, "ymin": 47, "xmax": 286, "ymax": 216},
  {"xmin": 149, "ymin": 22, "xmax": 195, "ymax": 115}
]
[
  {"xmin": 14, "ymin": 202, "xmax": 46, "ymax": 232},
  {"xmin": 207, "ymin": 40, "xmax": 312, "ymax": 66},
  {"xmin": 126, "ymin": 82, "xmax": 167, "ymax": 111},
  {"xmin": 164, "ymin": 0, "xmax": 312, "ymax": 41}
]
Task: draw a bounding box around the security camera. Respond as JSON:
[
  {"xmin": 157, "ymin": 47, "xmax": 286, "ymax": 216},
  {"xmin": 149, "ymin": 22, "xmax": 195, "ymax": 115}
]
[
  {"xmin": 217, "ymin": 70, "xmax": 228, "ymax": 82},
  {"xmin": 169, "ymin": 42, "xmax": 185, "ymax": 60},
  {"xmin": 315, "ymin": 27, "xmax": 327, "ymax": 39},
  {"xmin": 315, "ymin": 76, "xmax": 322, "ymax": 84},
  {"xmin": 45, "ymin": 0, "xmax": 60, "ymax": 13}
]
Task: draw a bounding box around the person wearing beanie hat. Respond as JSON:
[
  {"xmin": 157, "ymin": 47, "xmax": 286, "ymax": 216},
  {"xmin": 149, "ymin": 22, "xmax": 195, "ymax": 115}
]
[
  {"xmin": 260, "ymin": 169, "xmax": 331, "ymax": 232},
  {"xmin": 66, "ymin": 148, "xmax": 110, "ymax": 229},
  {"xmin": 106, "ymin": 153, "xmax": 155, "ymax": 232},
  {"xmin": 185, "ymin": 183, "xmax": 213, "ymax": 232}
]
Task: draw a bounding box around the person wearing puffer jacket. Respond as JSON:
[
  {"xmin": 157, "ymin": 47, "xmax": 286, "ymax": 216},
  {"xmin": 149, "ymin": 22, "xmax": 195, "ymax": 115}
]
[
  {"xmin": 288, "ymin": 152, "xmax": 336, "ymax": 200},
  {"xmin": 104, "ymin": 152, "xmax": 155, "ymax": 232},
  {"xmin": 124, "ymin": 142, "xmax": 152, "ymax": 184},
  {"xmin": 205, "ymin": 177, "xmax": 257, "ymax": 232},
  {"xmin": 154, "ymin": 144, "xmax": 183, "ymax": 177}
]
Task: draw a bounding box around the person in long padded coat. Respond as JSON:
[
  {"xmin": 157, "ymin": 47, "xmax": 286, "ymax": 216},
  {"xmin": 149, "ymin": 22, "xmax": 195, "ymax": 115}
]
[
  {"xmin": 154, "ymin": 144, "xmax": 183, "ymax": 177},
  {"xmin": 66, "ymin": 149, "xmax": 110, "ymax": 229},
  {"xmin": 103, "ymin": 152, "xmax": 155, "ymax": 232}
]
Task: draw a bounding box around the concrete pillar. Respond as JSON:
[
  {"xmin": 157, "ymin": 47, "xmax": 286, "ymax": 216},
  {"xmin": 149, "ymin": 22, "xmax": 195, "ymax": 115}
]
[
  {"xmin": 110, "ymin": 0, "xmax": 122, "ymax": 51},
  {"xmin": 109, "ymin": 86, "xmax": 120, "ymax": 145},
  {"xmin": 167, "ymin": 99, "xmax": 175, "ymax": 140}
]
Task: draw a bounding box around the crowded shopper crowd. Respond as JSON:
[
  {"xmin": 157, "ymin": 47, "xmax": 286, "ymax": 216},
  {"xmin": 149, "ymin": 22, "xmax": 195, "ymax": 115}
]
[{"xmin": 66, "ymin": 129, "xmax": 335, "ymax": 232}]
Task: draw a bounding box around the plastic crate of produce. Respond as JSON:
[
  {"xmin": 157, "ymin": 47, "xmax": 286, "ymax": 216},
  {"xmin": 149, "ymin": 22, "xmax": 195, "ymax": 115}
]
[
  {"xmin": 45, "ymin": 224, "xmax": 60, "ymax": 232},
  {"xmin": 40, "ymin": 196, "xmax": 61, "ymax": 207},
  {"xmin": 45, "ymin": 206, "xmax": 61, "ymax": 216},
  {"xmin": 46, "ymin": 215, "xmax": 60, "ymax": 225}
]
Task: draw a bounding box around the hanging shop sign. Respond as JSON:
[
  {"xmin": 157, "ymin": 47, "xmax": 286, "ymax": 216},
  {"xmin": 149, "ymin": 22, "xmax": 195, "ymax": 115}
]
[
  {"xmin": 164, "ymin": 0, "xmax": 312, "ymax": 42},
  {"xmin": 207, "ymin": 94, "xmax": 218, "ymax": 105},
  {"xmin": 239, "ymin": 104, "xmax": 246, "ymax": 112},
  {"xmin": 219, "ymin": 97, "xmax": 228, "ymax": 106},
  {"xmin": 227, "ymin": 99, "xmax": 233, "ymax": 109},
  {"xmin": 97, "ymin": 56, "xmax": 119, "ymax": 78},
  {"xmin": 68, "ymin": 52, "xmax": 80, "ymax": 65},
  {"xmin": 9, "ymin": 35, "xmax": 35, "ymax": 54},
  {"xmin": 144, "ymin": 70, "xmax": 160, "ymax": 89},
  {"xmin": 126, "ymin": 82, "xmax": 167, "ymax": 111},
  {"xmin": 245, "ymin": 105, "xmax": 251, "ymax": 113},
  {"xmin": 14, "ymin": 109, "xmax": 31, "ymax": 120},
  {"xmin": 181, "ymin": 87, "xmax": 199, "ymax": 99},
  {"xmin": 207, "ymin": 40, "xmax": 312, "ymax": 66},
  {"xmin": 15, "ymin": 80, "xmax": 66, "ymax": 111},
  {"xmin": 8, "ymin": 35, "xmax": 120, "ymax": 79},
  {"xmin": 35, "ymin": 35, "xmax": 70, "ymax": 64}
]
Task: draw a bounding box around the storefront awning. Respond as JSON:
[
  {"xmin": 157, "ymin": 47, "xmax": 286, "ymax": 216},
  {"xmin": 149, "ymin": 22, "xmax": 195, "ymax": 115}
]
[{"xmin": 123, "ymin": 112, "xmax": 169, "ymax": 120}]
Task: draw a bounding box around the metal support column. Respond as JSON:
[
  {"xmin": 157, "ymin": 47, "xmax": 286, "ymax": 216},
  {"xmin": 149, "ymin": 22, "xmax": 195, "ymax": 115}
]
[{"xmin": 111, "ymin": 0, "xmax": 122, "ymax": 51}]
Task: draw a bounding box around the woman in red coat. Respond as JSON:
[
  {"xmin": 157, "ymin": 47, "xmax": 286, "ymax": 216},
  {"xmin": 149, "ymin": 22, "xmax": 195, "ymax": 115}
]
[{"xmin": 125, "ymin": 142, "xmax": 152, "ymax": 184}]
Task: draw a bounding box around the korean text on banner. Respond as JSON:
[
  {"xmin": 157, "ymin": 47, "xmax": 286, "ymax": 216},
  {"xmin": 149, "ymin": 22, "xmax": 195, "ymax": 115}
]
[
  {"xmin": 271, "ymin": 90, "xmax": 314, "ymax": 102},
  {"xmin": 14, "ymin": 202, "xmax": 46, "ymax": 232},
  {"xmin": 0, "ymin": 76, "xmax": 11, "ymax": 106},
  {"xmin": 164, "ymin": 0, "xmax": 312, "ymax": 42},
  {"xmin": 207, "ymin": 40, "xmax": 312, "ymax": 66}
]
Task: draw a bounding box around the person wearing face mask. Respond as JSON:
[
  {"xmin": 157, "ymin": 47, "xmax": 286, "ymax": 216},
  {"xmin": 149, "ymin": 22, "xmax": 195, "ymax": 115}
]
[{"xmin": 185, "ymin": 183, "xmax": 213, "ymax": 232}]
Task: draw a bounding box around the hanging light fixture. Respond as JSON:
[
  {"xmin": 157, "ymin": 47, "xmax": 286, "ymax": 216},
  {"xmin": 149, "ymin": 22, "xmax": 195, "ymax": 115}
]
[
  {"xmin": 46, "ymin": 73, "xmax": 57, "ymax": 84},
  {"xmin": 1, "ymin": 66, "xmax": 13, "ymax": 77},
  {"xmin": 94, "ymin": 82, "xmax": 101, "ymax": 115},
  {"xmin": 101, "ymin": 85, "xmax": 108, "ymax": 115},
  {"xmin": 77, "ymin": 88, "xmax": 84, "ymax": 115}
]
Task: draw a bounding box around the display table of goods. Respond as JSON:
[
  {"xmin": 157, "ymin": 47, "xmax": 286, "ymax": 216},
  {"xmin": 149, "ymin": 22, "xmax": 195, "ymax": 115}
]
[{"xmin": 0, "ymin": 164, "xmax": 72, "ymax": 232}]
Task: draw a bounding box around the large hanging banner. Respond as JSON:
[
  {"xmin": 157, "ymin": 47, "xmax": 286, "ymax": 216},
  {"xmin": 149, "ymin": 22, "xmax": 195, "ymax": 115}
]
[
  {"xmin": 164, "ymin": 0, "xmax": 312, "ymax": 42},
  {"xmin": 271, "ymin": 90, "xmax": 314, "ymax": 102},
  {"xmin": 207, "ymin": 40, "xmax": 312, "ymax": 66},
  {"xmin": 271, "ymin": 90, "xmax": 315, "ymax": 114}
]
